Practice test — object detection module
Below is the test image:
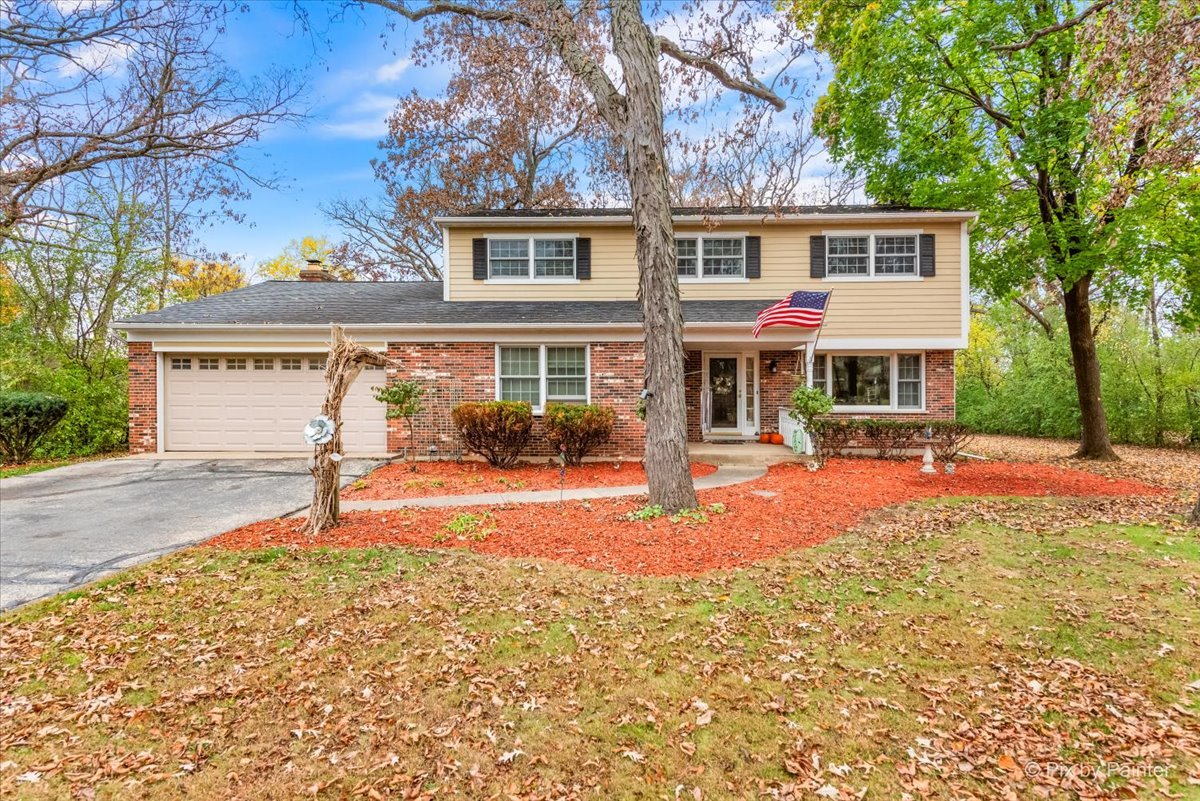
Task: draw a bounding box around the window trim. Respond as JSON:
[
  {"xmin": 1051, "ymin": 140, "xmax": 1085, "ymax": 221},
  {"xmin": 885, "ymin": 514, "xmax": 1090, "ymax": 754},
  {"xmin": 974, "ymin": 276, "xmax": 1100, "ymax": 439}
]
[
  {"xmin": 811, "ymin": 351, "xmax": 926, "ymax": 413},
  {"xmin": 821, "ymin": 231, "xmax": 924, "ymax": 281},
  {"xmin": 485, "ymin": 234, "xmax": 580, "ymax": 283},
  {"xmin": 675, "ymin": 233, "xmax": 750, "ymax": 282},
  {"xmin": 495, "ymin": 344, "xmax": 590, "ymax": 414}
]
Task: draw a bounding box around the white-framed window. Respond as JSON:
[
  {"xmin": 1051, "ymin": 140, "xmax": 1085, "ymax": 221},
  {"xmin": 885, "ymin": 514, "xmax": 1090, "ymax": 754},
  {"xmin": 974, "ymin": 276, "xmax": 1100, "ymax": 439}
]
[
  {"xmin": 170, "ymin": 357, "xmax": 191, "ymax": 370},
  {"xmin": 253, "ymin": 357, "xmax": 274, "ymax": 370},
  {"xmin": 497, "ymin": 344, "xmax": 589, "ymax": 413},
  {"xmin": 280, "ymin": 357, "xmax": 302, "ymax": 370},
  {"xmin": 826, "ymin": 234, "xmax": 918, "ymax": 277},
  {"xmin": 198, "ymin": 357, "xmax": 219, "ymax": 370},
  {"xmin": 676, "ymin": 238, "xmax": 698, "ymax": 277},
  {"xmin": 810, "ymin": 352, "xmax": 925, "ymax": 411},
  {"xmin": 675, "ymin": 236, "xmax": 745, "ymax": 279},
  {"xmin": 309, "ymin": 358, "xmax": 326, "ymax": 371},
  {"xmin": 488, "ymin": 237, "xmax": 576, "ymax": 280},
  {"xmin": 226, "ymin": 357, "xmax": 247, "ymax": 371}
]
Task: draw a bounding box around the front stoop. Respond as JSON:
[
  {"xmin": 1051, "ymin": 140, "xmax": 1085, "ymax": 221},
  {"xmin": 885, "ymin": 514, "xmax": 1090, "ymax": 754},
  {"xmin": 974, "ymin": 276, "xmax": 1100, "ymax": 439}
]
[{"xmin": 687, "ymin": 441, "xmax": 805, "ymax": 467}]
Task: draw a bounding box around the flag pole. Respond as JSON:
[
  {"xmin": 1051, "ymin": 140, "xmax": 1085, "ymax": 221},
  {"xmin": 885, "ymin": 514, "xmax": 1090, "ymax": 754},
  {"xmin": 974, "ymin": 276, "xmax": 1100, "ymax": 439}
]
[{"xmin": 810, "ymin": 289, "xmax": 832, "ymax": 357}]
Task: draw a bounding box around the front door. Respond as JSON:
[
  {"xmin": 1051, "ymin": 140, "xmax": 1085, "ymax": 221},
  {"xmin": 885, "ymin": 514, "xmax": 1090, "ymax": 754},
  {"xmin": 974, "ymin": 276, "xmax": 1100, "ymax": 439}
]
[
  {"xmin": 708, "ymin": 356, "xmax": 739, "ymax": 431},
  {"xmin": 705, "ymin": 353, "xmax": 759, "ymax": 435}
]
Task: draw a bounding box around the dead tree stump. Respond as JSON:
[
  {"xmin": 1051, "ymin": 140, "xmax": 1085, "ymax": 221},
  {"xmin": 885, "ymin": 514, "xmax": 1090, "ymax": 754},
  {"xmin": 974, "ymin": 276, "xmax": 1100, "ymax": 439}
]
[{"xmin": 308, "ymin": 325, "xmax": 393, "ymax": 536}]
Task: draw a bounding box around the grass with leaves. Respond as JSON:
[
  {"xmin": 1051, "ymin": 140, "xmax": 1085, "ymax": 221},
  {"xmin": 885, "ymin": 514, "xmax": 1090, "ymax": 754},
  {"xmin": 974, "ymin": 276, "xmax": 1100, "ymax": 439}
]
[{"xmin": 1, "ymin": 496, "xmax": 1197, "ymax": 799}]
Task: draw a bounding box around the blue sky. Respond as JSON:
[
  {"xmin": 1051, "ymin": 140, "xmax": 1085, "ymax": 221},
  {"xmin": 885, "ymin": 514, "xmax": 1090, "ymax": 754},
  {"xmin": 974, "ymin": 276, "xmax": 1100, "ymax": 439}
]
[
  {"xmin": 203, "ymin": 2, "xmax": 443, "ymax": 268},
  {"xmin": 203, "ymin": 3, "xmax": 832, "ymax": 270}
]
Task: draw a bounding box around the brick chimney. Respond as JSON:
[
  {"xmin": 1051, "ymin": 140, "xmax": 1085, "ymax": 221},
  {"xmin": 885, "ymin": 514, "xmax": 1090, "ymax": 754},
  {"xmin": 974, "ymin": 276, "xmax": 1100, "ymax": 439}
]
[{"xmin": 298, "ymin": 258, "xmax": 336, "ymax": 282}]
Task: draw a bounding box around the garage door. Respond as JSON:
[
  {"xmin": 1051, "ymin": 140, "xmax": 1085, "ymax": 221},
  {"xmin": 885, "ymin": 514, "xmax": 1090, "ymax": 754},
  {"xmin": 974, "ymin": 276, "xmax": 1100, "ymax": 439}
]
[{"xmin": 163, "ymin": 354, "xmax": 388, "ymax": 453}]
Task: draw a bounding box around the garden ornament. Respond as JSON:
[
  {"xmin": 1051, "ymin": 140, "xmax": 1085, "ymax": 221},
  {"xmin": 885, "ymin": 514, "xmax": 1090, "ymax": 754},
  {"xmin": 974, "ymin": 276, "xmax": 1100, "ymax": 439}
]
[
  {"xmin": 303, "ymin": 414, "xmax": 336, "ymax": 446},
  {"xmin": 920, "ymin": 426, "xmax": 936, "ymax": 474}
]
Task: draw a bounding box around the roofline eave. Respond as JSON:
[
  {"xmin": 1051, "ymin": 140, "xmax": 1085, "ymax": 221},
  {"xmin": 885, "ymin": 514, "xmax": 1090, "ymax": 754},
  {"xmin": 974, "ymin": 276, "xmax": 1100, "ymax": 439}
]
[{"xmin": 434, "ymin": 210, "xmax": 980, "ymax": 227}]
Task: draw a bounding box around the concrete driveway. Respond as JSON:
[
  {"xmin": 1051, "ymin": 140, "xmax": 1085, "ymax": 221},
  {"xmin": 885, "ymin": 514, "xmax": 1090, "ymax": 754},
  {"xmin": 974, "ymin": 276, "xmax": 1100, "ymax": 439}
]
[{"xmin": 0, "ymin": 457, "xmax": 379, "ymax": 610}]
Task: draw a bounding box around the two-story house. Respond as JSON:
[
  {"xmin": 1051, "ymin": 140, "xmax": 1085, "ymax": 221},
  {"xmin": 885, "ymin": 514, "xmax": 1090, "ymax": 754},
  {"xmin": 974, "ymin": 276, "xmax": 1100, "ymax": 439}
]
[{"xmin": 115, "ymin": 205, "xmax": 975, "ymax": 457}]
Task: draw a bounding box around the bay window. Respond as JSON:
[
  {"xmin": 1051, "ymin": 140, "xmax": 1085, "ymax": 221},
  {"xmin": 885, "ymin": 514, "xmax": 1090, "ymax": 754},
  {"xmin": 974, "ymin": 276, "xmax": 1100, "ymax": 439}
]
[
  {"xmin": 488, "ymin": 237, "xmax": 576, "ymax": 280},
  {"xmin": 810, "ymin": 353, "xmax": 924, "ymax": 411},
  {"xmin": 826, "ymin": 234, "xmax": 918, "ymax": 277},
  {"xmin": 498, "ymin": 345, "xmax": 588, "ymax": 412}
]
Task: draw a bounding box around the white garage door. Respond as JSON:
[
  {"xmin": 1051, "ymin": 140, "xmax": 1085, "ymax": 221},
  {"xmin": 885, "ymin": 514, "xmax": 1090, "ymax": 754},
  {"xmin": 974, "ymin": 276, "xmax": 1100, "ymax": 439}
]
[{"xmin": 163, "ymin": 354, "xmax": 388, "ymax": 453}]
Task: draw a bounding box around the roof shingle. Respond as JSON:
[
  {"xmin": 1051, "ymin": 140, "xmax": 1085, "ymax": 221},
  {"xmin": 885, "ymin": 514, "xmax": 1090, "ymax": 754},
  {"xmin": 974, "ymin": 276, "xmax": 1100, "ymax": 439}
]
[{"xmin": 116, "ymin": 281, "xmax": 776, "ymax": 327}]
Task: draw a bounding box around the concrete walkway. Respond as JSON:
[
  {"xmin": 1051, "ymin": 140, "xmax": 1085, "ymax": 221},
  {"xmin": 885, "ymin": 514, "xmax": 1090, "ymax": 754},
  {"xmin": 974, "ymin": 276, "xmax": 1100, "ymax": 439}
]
[{"xmin": 336, "ymin": 465, "xmax": 766, "ymax": 511}]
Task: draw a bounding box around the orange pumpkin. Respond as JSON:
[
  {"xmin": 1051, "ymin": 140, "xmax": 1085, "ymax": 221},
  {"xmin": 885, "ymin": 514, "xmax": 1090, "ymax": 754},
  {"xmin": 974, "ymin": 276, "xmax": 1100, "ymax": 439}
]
[{"xmin": 769, "ymin": 432, "xmax": 784, "ymax": 445}]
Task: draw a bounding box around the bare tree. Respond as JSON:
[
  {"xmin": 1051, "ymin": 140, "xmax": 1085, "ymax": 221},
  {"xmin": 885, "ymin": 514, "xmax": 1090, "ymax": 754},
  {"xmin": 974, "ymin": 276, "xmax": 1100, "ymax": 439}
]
[
  {"xmin": 1, "ymin": 0, "xmax": 300, "ymax": 242},
  {"xmin": 324, "ymin": 19, "xmax": 606, "ymax": 280},
  {"xmin": 670, "ymin": 106, "xmax": 861, "ymax": 207},
  {"xmin": 361, "ymin": 0, "xmax": 799, "ymax": 511}
]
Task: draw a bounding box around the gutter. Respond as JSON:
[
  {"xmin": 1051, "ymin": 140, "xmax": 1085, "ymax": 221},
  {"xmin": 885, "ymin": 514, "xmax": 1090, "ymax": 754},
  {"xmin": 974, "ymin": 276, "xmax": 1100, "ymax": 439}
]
[{"xmin": 434, "ymin": 211, "xmax": 981, "ymax": 226}]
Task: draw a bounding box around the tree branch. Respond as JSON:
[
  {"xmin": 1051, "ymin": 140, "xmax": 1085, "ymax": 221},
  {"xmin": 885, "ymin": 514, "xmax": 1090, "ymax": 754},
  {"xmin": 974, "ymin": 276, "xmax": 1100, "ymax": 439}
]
[
  {"xmin": 656, "ymin": 36, "xmax": 785, "ymax": 111},
  {"xmin": 991, "ymin": 0, "xmax": 1114, "ymax": 53}
]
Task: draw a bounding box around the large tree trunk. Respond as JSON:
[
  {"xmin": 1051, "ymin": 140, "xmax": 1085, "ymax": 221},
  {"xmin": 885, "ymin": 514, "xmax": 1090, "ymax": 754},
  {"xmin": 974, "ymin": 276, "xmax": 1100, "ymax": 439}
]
[
  {"xmin": 609, "ymin": 0, "xmax": 697, "ymax": 512},
  {"xmin": 1061, "ymin": 272, "xmax": 1118, "ymax": 460}
]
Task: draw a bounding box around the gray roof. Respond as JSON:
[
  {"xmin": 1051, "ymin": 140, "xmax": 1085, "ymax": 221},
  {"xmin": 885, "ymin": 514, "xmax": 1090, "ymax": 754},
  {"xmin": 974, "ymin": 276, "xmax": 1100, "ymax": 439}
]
[
  {"xmin": 456, "ymin": 204, "xmax": 968, "ymax": 218},
  {"xmin": 116, "ymin": 280, "xmax": 775, "ymax": 327}
]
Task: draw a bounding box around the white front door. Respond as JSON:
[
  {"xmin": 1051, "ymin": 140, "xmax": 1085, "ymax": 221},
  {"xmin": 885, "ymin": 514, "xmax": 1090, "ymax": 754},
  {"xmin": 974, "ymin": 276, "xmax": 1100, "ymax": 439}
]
[{"xmin": 705, "ymin": 353, "xmax": 759, "ymax": 436}]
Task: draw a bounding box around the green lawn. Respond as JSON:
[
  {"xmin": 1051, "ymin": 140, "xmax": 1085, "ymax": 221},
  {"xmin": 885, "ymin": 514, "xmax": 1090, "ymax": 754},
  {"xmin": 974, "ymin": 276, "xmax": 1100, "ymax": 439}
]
[{"xmin": 1, "ymin": 497, "xmax": 1197, "ymax": 799}]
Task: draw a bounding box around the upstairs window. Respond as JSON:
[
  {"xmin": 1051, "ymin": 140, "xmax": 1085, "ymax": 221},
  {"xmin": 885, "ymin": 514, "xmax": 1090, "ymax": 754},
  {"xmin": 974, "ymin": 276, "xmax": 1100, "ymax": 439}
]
[
  {"xmin": 675, "ymin": 236, "xmax": 745, "ymax": 279},
  {"xmin": 488, "ymin": 237, "xmax": 576, "ymax": 280},
  {"xmin": 676, "ymin": 238, "xmax": 699, "ymax": 277},
  {"xmin": 826, "ymin": 234, "xmax": 918, "ymax": 277}
]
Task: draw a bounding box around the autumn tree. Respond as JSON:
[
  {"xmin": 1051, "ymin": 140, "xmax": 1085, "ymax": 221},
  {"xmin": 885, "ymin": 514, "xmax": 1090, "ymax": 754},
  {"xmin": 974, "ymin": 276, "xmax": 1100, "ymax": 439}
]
[
  {"xmin": 258, "ymin": 237, "xmax": 356, "ymax": 281},
  {"xmin": 791, "ymin": 0, "xmax": 1200, "ymax": 459},
  {"xmin": 1, "ymin": 0, "xmax": 299, "ymax": 243},
  {"xmin": 168, "ymin": 259, "xmax": 248, "ymax": 304},
  {"xmin": 324, "ymin": 18, "xmax": 605, "ymax": 280},
  {"xmin": 356, "ymin": 1, "xmax": 800, "ymax": 511}
]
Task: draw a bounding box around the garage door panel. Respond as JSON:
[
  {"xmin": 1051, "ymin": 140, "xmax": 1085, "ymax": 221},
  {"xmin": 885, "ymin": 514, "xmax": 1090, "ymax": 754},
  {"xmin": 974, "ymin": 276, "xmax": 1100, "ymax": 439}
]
[{"xmin": 164, "ymin": 354, "xmax": 387, "ymax": 453}]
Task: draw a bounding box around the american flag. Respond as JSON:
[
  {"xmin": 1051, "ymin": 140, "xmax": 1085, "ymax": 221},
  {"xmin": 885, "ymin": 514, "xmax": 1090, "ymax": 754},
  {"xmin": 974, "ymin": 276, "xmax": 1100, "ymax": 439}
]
[{"xmin": 752, "ymin": 290, "xmax": 830, "ymax": 337}]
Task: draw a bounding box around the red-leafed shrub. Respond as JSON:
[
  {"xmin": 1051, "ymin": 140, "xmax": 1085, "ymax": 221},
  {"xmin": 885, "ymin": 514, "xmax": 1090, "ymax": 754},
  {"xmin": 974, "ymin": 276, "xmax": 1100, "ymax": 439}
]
[
  {"xmin": 451, "ymin": 401, "xmax": 533, "ymax": 468},
  {"xmin": 543, "ymin": 403, "xmax": 615, "ymax": 466}
]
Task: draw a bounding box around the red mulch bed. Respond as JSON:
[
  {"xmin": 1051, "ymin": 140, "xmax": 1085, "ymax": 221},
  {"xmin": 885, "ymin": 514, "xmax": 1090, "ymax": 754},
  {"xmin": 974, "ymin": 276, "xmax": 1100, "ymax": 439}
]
[
  {"xmin": 212, "ymin": 459, "xmax": 1163, "ymax": 576},
  {"xmin": 342, "ymin": 460, "xmax": 718, "ymax": 500}
]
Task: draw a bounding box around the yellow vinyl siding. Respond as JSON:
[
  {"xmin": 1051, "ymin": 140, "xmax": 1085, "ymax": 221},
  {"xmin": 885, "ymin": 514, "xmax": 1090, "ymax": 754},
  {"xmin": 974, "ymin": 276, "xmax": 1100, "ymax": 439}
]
[{"xmin": 446, "ymin": 220, "xmax": 964, "ymax": 340}]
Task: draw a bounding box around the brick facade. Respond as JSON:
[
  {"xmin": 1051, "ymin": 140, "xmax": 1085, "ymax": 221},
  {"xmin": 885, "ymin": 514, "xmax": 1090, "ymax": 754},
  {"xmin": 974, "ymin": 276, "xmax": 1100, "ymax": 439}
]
[
  {"xmin": 753, "ymin": 348, "xmax": 956, "ymax": 430},
  {"xmin": 385, "ymin": 342, "xmax": 647, "ymax": 459},
  {"xmin": 128, "ymin": 342, "xmax": 157, "ymax": 454},
  {"xmin": 383, "ymin": 344, "xmax": 955, "ymax": 458},
  {"xmin": 135, "ymin": 341, "xmax": 955, "ymax": 457}
]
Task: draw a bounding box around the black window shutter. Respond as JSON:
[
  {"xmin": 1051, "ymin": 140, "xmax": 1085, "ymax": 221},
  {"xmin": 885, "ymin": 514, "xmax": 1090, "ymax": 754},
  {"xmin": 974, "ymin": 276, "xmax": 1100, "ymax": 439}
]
[
  {"xmin": 745, "ymin": 236, "xmax": 761, "ymax": 279},
  {"xmin": 919, "ymin": 233, "xmax": 936, "ymax": 277},
  {"xmin": 576, "ymin": 237, "xmax": 591, "ymax": 280},
  {"xmin": 810, "ymin": 235, "xmax": 826, "ymax": 279},
  {"xmin": 472, "ymin": 238, "xmax": 487, "ymax": 280}
]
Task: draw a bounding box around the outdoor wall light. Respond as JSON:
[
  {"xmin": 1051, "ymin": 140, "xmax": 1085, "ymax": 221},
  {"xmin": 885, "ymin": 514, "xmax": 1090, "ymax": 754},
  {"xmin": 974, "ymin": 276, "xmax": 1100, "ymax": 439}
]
[{"xmin": 768, "ymin": 360, "xmax": 778, "ymax": 374}]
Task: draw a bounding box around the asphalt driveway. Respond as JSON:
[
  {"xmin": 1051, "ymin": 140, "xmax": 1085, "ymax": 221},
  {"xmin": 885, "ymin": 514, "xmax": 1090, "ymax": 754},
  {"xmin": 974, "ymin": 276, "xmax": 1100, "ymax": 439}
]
[{"xmin": 0, "ymin": 457, "xmax": 379, "ymax": 610}]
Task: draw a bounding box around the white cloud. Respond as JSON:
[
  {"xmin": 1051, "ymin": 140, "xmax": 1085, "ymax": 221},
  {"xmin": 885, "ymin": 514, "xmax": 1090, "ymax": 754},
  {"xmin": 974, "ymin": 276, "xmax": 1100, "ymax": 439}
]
[
  {"xmin": 318, "ymin": 90, "xmax": 398, "ymax": 140},
  {"xmin": 374, "ymin": 57, "xmax": 412, "ymax": 84}
]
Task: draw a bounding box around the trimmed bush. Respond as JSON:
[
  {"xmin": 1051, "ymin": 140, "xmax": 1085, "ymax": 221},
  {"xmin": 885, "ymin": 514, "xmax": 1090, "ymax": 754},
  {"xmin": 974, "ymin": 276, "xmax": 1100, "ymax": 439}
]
[
  {"xmin": 861, "ymin": 419, "xmax": 923, "ymax": 460},
  {"xmin": 451, "ymin": 401, "xmax": 533, "ymax": 467},
  {"xmin": 0, "ymin": 391, "xmax": 69, "ymax": 463},
  {"xmin": 929, "ymin": 420, "xmax": 976, "ymax": 462},
  {"xmin": 810, "ymin": 417, "xmax": 857, "ymax": 458},
  {"xmin": 544, "ymin": 403, "xmax": 615, "ymax": 465}
]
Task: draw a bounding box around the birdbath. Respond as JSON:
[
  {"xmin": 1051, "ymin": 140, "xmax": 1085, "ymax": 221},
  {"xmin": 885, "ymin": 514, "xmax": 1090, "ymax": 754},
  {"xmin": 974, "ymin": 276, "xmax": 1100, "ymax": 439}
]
[{"xmin": 920, "ymin": 426, "xmax": 936, "ymax": 474}]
